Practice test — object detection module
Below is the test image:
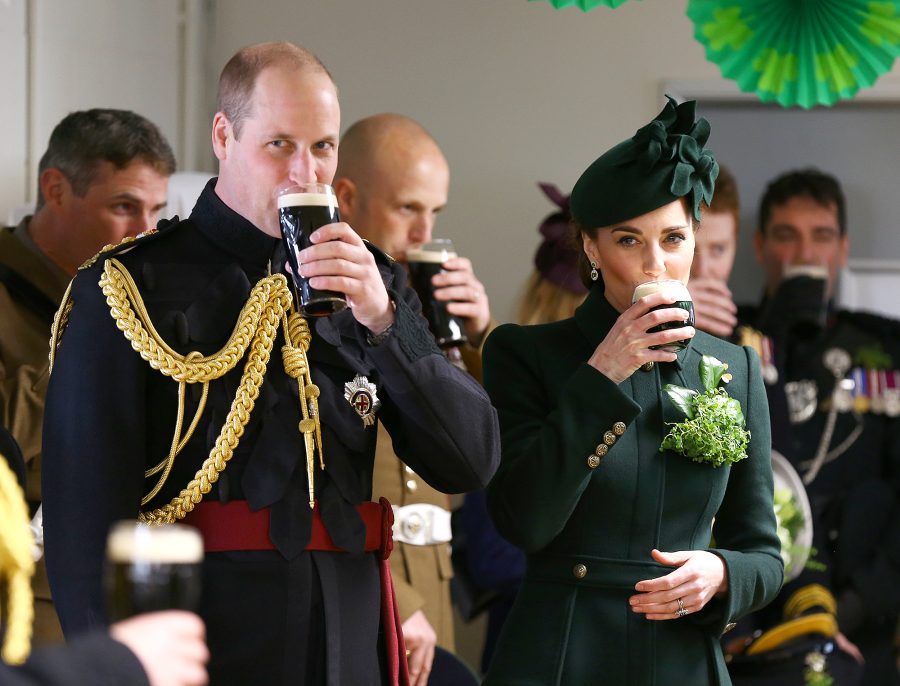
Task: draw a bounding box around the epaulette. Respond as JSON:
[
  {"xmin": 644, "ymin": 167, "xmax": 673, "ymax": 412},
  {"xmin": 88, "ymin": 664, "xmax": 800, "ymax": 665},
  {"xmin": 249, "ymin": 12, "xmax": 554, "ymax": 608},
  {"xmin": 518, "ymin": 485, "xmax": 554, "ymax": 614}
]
[{"xmin": 77, "ymin": 215, "xmax": 183, "ymax": 271}]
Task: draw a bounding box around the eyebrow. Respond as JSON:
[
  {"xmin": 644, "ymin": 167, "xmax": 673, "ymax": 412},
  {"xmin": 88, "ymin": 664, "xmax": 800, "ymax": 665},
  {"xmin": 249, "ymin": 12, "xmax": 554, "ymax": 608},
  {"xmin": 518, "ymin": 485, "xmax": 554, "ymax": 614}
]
[
  {"xmin": 611, "ymin": 225, "xmax": 689, "ymax": 234},
  {"xmin": 768, "ymin": 223, "xmax": 838, "ymax": 233},
  {"xmin": 109, "ymin": 192, "xmax": 167, "ymax": 212}
]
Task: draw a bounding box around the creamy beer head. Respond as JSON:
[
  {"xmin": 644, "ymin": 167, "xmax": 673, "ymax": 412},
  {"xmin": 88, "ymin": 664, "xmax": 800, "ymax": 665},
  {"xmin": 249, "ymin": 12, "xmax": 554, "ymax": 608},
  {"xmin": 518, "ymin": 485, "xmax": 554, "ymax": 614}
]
[
  {"xmin": 406, "ymin": 239, "xmax": 467, "ymax": 348},
  {"xmin": 782, "ymin": 264, "xmax": 828, "ymax": 281},
  {"xmin": 277, "ymin": 191, "xmax": 338, "ymax": 210},
  {"xmin": 632, "ymin": 279, "xmax": 692, "ymax": 304},
  {"xmin": 106, "ymin": 521, "xmax": 203, "ymax": 565},
  {"xmin": 407, "ymin": 239, "xmax": 457, "ymax": 264}
]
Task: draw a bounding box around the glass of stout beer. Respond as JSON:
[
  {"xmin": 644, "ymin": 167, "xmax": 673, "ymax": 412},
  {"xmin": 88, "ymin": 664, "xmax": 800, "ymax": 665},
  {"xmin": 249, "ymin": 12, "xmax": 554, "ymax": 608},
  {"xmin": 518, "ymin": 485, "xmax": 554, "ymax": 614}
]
[
  {"xmin": 105, "ymin": 521, "xmax": 203, "ymax": 622},
  {"xmin": 407, "ymin": 239, "xmax": 468, "ymax": 348},
  {"xmin": 277, "ymin": 183, "xmax": 348, "ymax": 317},
  {"xmin": 632, "ymin": 279, "xmax": 694, "ymax": 352}
]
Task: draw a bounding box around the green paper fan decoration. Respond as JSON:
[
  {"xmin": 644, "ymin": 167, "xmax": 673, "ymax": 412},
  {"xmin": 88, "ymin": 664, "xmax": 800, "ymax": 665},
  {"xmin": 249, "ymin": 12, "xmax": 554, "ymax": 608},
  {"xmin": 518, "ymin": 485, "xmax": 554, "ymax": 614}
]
[
  {"xmin": 687, "ymin": 0, "xmax": 900, "ymax": 108},
  {"xmin": 528, "ymin": 0, "xmax": 633, "ymax": 11}
]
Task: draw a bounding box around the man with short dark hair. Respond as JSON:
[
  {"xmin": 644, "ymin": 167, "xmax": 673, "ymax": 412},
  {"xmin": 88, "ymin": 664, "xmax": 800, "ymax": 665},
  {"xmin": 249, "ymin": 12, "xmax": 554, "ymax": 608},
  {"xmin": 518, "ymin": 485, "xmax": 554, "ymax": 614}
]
[
  {"xmin": 42, "ymin": 41, "xmax": 498, "ymax": 686},
  {"xmin": 737, "ymin": 168, "xmax": 900, "ymax": 686},
  {"xmin": 0, "ymin": 108, "xmax": 174, "ymax": 643}
]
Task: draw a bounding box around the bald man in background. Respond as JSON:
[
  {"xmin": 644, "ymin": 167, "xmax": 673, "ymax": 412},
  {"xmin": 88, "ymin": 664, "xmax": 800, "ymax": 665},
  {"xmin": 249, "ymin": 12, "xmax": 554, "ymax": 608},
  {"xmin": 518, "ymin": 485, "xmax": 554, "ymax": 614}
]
[{"xmin": 334, "ymin": 114, "xmax": 493, "ymax": 683}]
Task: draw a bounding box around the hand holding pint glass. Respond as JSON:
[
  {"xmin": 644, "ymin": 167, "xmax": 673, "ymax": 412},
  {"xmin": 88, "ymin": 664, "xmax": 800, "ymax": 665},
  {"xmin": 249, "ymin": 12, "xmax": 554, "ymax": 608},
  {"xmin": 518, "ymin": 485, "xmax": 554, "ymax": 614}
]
[
  {"xmin": 105, "ymin": 521, "xmax": 203, "ymax": 622},
  {"xmin": 278, "ymin": 183, "xmax": 348, "ymax": 317},
  {"xmin": 407, "ymin": 239, "xmax": 469, "ymax": 348},
  {"xmin": 632, "ymin": 279, "xmax": 695, "ymax": 353}
]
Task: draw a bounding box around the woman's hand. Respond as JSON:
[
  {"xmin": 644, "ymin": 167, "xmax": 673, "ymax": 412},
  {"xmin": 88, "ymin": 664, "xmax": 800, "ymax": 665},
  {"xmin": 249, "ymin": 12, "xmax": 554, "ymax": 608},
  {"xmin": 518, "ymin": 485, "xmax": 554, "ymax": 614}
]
[
  {"xmin": 587, "ymin": 292, "xmax": 695, "ymax": 384},
  {"xmin": 629, "ymin": 549, "xmax": 728, "ymax": 620}
]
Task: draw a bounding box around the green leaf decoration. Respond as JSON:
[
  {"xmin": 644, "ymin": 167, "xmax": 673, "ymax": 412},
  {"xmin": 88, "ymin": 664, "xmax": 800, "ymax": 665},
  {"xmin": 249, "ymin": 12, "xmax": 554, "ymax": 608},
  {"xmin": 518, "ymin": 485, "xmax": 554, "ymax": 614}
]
[
  {"xmin": 687, "ymin": 0, "xmax": 900, "ymax": 109},
  {"xmin": 663, "ymin": 384, "xmax": 699, "ymax": 418},
  {"xmin": 528, "ymin": 0, "xmax": 634, "ymax": 11},
  {"xmin": 660, "ymin": 356, "xmax": 749, "ymax": 468},
  {"xmin": 699, "ymin": 355, "xmax": 728, "ymax": 391}
]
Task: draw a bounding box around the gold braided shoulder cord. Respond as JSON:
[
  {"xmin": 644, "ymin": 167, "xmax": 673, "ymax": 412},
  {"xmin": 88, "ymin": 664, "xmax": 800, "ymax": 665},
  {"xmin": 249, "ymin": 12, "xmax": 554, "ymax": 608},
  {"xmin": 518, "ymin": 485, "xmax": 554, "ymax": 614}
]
[
  {"xmin": 98, "ymin": 258, "xmax": 324, "ymax": 525},
  {"xmin": 48, "ymin": 279, "xmax": 75, "ymax": 373},
  {"xmin": 0, "ymin": 452, "xmax": 35, "ymax": 664}
]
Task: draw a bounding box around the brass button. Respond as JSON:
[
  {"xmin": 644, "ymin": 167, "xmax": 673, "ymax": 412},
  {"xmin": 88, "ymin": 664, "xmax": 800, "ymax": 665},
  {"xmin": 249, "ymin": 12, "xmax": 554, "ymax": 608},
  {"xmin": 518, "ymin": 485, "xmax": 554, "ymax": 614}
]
[
  {"xmin": 603, "ymin": 431, "xmax": 616, "ymax": 446},
  {"xmin": 613, "ymin": 421, "xmax": 626, "ymax": 436},
  {"xmin": 641, "ymin": 361, "xmax": 654, "ymax": 372},
  {"xmin": 594, "ymin": 444, "xmax": 608, "ymax": 457},
  {"xmin": 573, "ymin": 563, "xmax": 587, "ymax": 579},
  {"xmin": 587, "ymin": 454, "xmax": 601, "ymax": 469},
  {"xmin": 405, "ymin": 479, "xmax": 418, "ymax": 492}
]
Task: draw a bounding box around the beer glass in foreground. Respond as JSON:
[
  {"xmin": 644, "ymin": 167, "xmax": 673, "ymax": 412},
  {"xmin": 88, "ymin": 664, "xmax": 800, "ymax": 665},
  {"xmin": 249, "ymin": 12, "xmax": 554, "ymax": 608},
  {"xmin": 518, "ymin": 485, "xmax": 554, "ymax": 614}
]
[
  {"xmin": 105, "ymin": 521, "xmax": 203, "ymax": 622},
  {"xmin": 278, "ymin": 183, "xmax": 348, "ymax": 317},
  {"xmin": 632, "ymin": 279, "xmax": 694, "ymax": 352},
  {"xmin": 407, "ymin": 239, "xmax": 468, "ymax": 348}
]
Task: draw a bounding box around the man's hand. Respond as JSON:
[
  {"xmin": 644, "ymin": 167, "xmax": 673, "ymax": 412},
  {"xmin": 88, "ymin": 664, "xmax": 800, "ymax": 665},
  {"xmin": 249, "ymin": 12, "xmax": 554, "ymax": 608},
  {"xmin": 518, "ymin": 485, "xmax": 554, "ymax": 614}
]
[
  {"xmin": 403, "ymin": 609, "xmax": 436, "ymax": 686},
  {"xmin": 110, "ymin": 611, "xmax": 209, "ymax": 686},
  {"xmin": 689, "ymin": 277, "xmax": 737, "ymax": 339},
  {"xmin": 298, "ymin": 222, "xmax": 394, "ymax": 334},
  {"xmin": 432, "ymin": 256, "xmax": 490, "ymax": 345}
]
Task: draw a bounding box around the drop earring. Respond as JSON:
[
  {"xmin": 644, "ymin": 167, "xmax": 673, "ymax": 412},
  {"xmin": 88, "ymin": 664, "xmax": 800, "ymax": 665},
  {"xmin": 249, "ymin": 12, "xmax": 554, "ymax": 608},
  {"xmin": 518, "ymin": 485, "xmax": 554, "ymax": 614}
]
[{"xmin": 590, "ymin": 261, "xmax": 599, "ymax": 282}]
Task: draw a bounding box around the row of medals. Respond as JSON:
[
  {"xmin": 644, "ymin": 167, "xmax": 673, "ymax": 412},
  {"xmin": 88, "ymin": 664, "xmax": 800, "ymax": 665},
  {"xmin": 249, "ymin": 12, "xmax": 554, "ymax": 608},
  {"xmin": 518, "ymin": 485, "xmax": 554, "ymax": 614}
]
[{"xmin": 773, "ymin": 346, "xmax": 900, "ymax": 423}]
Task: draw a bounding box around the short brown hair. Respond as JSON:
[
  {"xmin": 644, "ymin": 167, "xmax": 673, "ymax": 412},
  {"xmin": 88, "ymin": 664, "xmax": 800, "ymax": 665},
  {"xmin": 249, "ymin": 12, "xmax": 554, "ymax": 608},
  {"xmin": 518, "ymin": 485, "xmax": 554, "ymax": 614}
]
[
  {"xmin": 217, "ymin": 41, "xmax": 332, "ymax": 139},
  {"xmin": 36, "ymin": 109, "xmax": 175, "ymax": 209},
  {"xmin": 708, "ymin": 164, "xmax": 740, "ymax": 230},
  {"xmin": 759, "ymin": 168, "xmax": 846, "ymax": 235}
]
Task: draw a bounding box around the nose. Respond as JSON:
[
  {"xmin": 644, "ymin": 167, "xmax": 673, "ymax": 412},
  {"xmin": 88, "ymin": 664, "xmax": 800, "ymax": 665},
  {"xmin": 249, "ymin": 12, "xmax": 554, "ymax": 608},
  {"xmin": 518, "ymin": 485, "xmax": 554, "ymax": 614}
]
[
  {"xmin": 132, "ymin": 210, "xmax": 156, "ymax": 236},
  {"xmin": 409, "ymin": 213, "xmax": 434, "ymax": 246},
  {"xmin": 796, "ymin": 235, "xmax": 817, "ymax": 265},
  {"xmin": 643, "ymin": 243, "xmax": 666, "ymax": 278},
  {"xmin": 288, "ymin": 150, "xmax": 317, "ymax": 186}
]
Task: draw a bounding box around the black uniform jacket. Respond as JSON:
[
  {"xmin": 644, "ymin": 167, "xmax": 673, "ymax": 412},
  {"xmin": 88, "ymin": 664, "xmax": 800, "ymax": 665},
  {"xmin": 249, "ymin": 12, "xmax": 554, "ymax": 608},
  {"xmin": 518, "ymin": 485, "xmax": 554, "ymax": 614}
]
[
  {"xmin": 482, "ymin": 288, "xmax": 783, "ymax": 686},
  {"xmin": 738, "ymin": 299, "xmax": 900, "ymax": 685},
  {"xmin": 41, "ymin": 181, "xmax": 500, "ymax": 685},
  {"xmin": 0, "ymin": 634, "xmax": 148, "ymax": 686}
]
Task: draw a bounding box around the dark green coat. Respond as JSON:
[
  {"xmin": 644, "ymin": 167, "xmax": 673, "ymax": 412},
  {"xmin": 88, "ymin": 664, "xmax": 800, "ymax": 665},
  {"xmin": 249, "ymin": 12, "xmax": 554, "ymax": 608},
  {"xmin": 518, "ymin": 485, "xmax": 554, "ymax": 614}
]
[{"xmin": 483, "ymin": 288, "xmax": 783, "ymax": 686}]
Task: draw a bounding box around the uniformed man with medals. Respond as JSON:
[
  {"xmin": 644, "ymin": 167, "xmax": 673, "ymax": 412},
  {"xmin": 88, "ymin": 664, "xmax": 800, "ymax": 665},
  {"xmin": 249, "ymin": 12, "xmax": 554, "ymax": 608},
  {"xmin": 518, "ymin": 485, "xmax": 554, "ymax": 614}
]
[
  {"xmin": 735, "ymin": 169, "xmax": 900, "ymax": 686},
  {"xmin": 41, "ymin": 41, "xmax": 500, "ymax": 686}
]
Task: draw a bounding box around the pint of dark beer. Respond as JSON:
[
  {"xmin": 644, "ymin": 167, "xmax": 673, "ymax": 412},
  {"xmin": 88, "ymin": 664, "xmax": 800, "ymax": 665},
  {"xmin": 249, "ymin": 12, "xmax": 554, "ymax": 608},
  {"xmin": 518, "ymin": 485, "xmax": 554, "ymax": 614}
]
[
  {"xmin": 105, "ymin": 521, "xmax": 203, "ymax": 622},
  {"xmin": 407, "ymin": 239, "xmax": 468, "ymax": 348},
  {"xmin": 632, "ymin": 279, "xmax": 694, "ymax": 352},
  {"xmin": 277, "ymin": 183, "xmax": 347, "ymax": 317}
]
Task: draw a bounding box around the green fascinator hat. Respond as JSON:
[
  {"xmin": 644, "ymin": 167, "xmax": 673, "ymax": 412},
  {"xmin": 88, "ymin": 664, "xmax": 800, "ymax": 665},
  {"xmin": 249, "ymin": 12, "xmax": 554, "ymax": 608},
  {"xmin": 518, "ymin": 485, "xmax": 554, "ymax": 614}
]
[{"xmin": 571, "ymin": 96, "xmax": 719, "ymax": 228}]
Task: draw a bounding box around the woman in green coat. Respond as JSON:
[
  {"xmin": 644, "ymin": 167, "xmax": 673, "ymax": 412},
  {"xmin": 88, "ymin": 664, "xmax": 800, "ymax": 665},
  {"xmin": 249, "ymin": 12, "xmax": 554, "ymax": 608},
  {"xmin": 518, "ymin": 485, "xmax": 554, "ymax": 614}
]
[{"xmin": 482, "ymin": 98, "xmax": 783, "ymax": 686}]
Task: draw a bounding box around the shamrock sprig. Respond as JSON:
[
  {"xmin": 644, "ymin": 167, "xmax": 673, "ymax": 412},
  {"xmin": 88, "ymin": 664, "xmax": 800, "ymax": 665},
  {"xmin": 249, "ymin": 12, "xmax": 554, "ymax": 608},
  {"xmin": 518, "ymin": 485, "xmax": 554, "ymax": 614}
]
[{"xmin": 660, "ymin": 355, "xmax": 750, "ymax": 468}]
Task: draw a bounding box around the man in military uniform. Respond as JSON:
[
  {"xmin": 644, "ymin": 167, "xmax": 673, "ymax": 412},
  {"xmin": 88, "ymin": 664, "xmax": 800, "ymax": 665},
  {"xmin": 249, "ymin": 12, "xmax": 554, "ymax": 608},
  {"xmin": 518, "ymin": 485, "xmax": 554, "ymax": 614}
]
[
  {"xmin": 736, "ymin": 169, "xmax": 899, "ymax": 685},
  {"xmin": 41, "ymin": 42, "xmax": 499, "ymax": 686},
  {"xmin": 0, "ymin": 109, "xmax": 174, "ymax": 643},
  {"xmin": 333, "ymin": 114, "xmax": 493, "ymax": 684}
]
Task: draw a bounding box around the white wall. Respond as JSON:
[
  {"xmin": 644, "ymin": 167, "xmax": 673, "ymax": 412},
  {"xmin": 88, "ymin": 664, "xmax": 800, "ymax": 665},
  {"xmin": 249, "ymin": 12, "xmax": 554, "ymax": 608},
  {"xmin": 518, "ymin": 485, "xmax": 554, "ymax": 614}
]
[
  {"xmin": 0, "ymin": 0, "xmax": 28, "ymax": 221},
  {"xmin": 0, "ymin": 0, "xmax": 210, "ymax": 223}
]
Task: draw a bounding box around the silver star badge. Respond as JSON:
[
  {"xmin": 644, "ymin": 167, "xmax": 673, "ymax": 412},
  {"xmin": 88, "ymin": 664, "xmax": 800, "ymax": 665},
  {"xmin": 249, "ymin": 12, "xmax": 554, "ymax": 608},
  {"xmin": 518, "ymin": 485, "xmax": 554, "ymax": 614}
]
[{"xmin": 344, "ymin": 374, "xmax": 381, "ymax": 427}]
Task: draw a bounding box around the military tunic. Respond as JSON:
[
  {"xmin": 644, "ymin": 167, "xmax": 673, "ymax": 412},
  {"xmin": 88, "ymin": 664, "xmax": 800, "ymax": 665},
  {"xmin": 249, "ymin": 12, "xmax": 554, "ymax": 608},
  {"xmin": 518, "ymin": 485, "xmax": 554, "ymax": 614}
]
[
  {"xmin": 738, "ymin": 301, "xmax": 900, "ymax": 686},
  {"xmin": 482, "ymin": 288, "xmax": 783, "ymax": 686},
  {"xmin": 41, "ymin": 181, "xmax": 500, "ymax": 685},
  {"xmin": 0, "ymin": 220, "xmax": 68, "ymax": 644}
]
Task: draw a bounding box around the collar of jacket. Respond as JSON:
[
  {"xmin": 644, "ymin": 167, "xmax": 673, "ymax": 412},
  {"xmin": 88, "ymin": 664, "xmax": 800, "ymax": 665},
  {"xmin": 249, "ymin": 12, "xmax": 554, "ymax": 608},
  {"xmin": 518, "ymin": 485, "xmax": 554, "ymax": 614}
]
[
  {"xmin": 190, "ymin": 178, "xmax": 280, "ymax": 269},
  {"xmin": 573, "ymin": 284, "xmax": 693, "ymax": 371}
]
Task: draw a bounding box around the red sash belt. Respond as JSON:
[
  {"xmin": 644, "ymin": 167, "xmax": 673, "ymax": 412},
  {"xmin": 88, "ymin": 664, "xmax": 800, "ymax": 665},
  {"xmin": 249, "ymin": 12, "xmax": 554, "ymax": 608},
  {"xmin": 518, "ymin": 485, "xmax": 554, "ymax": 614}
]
[{"xmin": 183, "ymin": 498, "xmax": 409, "ymax": 686}]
